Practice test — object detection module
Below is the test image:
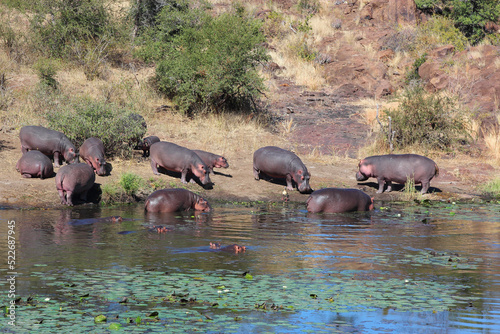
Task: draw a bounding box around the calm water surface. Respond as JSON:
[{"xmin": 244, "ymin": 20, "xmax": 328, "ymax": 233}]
[{"xmin": 0, "ymin": 201, "xmax": 499, "ymax": 333}]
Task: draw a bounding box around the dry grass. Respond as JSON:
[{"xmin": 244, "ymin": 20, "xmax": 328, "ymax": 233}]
[{"xmin": 309, "ymin": 15, "xmax": 336, "ymax": 43}]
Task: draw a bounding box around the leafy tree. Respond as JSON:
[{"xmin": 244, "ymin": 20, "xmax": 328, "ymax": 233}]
[
  {"xmin": 449, "ymin": 0, "xmax": 500, "ymax": 45},
  {"xmin": 136, "ymin": 3, "xmax": 269, "ymax": 113}
]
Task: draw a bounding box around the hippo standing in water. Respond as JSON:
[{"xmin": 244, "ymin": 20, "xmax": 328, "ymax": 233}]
[
  {"xmin": 253, "ymin": 146, "xmax": 312, "ymax": 194},
  {"xmin": 79, "ymin": 137, "xmax": 107, "ymax": 176},
  {"xmin": 192, "ymin": 150, "xmax": 229, "ymax": 174},
  {"xmin": 356, "ymin": 154, "xmax": 439, "ymax": 194},
  {"xmin": 139, "ymin": 136, "xmax": 160, "ymax": 157},
  {"xmin": 55, "ymin": 163, "xmax": 95, "ymax": 206},
  {"xmin": 15, "ymin": 150, "xmax": 54, "ymax": 179},
  {"xmin": 19, "ymin": 125, "xmax": 78, "ymax": 167},
  {"xmin": 144, "ymin": 188, "xmax": 211, "ymax": 213},
  {"xmin": 150, "ymin": 141, "xmax": 211, "ymax": 186},
  {"xmin": 306, "ymin": 188, "xmax": 374, "ymax": 213}
]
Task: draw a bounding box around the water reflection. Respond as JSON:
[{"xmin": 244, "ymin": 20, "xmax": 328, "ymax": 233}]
[{"xmin": 0, "ymin": 201, "xmax": 498, "ymax": 332}]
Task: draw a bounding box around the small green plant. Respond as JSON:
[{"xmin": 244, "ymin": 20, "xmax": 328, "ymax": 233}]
[
  {"xmin": 288, "ymin": 36, "xmax": 318, "ymax": 61},
  {"xmin": 33, "ymin": 58, "xmax": 59, "ymax": 89},
  {"xmin": 405, "ymin": 53, "xmax": 427, "ymax": 83},
  {"xmin": 119, "ymin": 173, "xmax": 144, "ymax": 197},
  {"xmin": 402, "ymin": 176, "xmax": 422, "ymax": 201},
  {"xmin": 381, "ymin": 83, "xmax": 470, "ymax": 151},
  {"xmin": 482, "ymin": 178, "xmax": 500, "ymax": 198}
]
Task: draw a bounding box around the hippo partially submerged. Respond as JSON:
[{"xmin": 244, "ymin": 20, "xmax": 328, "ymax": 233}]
[
  {"xmin": 144, "ymin": 188, "xmax": 211, "ymax": 213},
  {"xmin": 306, "ymin": 188, "xmax": 374, "ymax": 213},
  {"xmin": 253, "ymin": 146, "xmax": 312, "ymax": 193},
  {"xmin": 356, "ymin": 154, "xmax": 439, "ymax": 194}
]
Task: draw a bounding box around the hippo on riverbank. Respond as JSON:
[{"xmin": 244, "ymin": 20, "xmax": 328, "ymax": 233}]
[
  {"xmin": 356, "ymin": 154, "xmax": 439, "ymax": 194},
  {"xmin": 55, "ymin": 163, "xmax": 95, "ymax": 206},
  {"xmin": 16, "ymin": 150, "xmax": 54, "ymax": 179},
  {"xmin": 253, "ymin": 146, "xmax": 312, "ymax": 193},
  {"xmin": 19, "ymin": 125, "xmax": 78, "ymax": 167},
  {"xmin": 192, "ymin": 149, "xmax": 229, "ymax": 174},
  {"xmin": 79, "ymin": 137, "xmax": 107, "ymax": 176},
  {"xmin": 144, "ymin": 188, "xmax": 211, "ymax": 213},
  {"xmin": 306, "ymin": 188, "xmax": 374, "ymax": 213},
  {"xmin": 139, "ymin": 136, "xmax": 160, "ymax": 157},
  {"xmin": 150, "ymin": 141, "xmax": 211, "ymax": 186}
]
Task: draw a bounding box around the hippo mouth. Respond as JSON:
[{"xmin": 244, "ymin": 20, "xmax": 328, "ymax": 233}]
[{"xmin": 356, "ymin": 172, "xmax": 369, "ymax": 181}]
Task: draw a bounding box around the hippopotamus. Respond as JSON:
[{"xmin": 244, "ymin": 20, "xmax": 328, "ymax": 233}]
[
  {"xmin": 253, "ymin": 146, "xmax": 312, "ymax": 193},
  {"xmin": 306, "ymin": 188, "xmax": 374, "ymax": 213},
  {"xmin": 19, "ymin": 125, "xmax": 78, "ymax": 167},
  {"xmin": 144, "ymin": 188, "xmax": 211, "ymax": 213},
  {"xmin": 55, "ymin": 163, "xmax": 95, "ymax": 206},
  {"xmin": 150, "ymin": 141, "xmax": 211, "ymax": 185},
  {"xmin": 79, "ymin": 137, "xmax": 106, "ymax": 176},
  {"xmin": 210, "ymin": 242, "xmax": 246, "ymax": 253},
  {"xmin": 139, "ymin": 136, "xmax": 160, "ymax": 157},
  {"xmin": 356, "ymin": 154, "xmax": 439, "ymax": 194},
  {"xmin": 192, "ymin": 149, "xmax": 229, "ymax": 174},
  {"xmin": 15, "ymin": 150, "xmax": 54, "ymax": 179}
]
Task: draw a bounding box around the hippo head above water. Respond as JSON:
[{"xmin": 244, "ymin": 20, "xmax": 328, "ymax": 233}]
[{"xmin": 194, "ymin": 197, "xmax": 212, "ymax": 212}]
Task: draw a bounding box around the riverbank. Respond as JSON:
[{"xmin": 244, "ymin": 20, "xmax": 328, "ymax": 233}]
[{"xmin": 1, "ymin": 129, "xmax": 497, "ymax": 209}]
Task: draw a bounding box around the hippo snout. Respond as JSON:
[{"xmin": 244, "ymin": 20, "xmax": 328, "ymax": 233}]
[
  {"xmin": 356, "ymin": 171, "xmax": 368, "ymax": 181},
  {"xmin": 298, "ymin": 181, "xmax": 313, "ymax": 194}
]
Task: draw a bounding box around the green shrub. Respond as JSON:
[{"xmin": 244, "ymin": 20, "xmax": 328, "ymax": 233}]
[
  {"xmin": 381, "ymin": 84, "xmax": 470, "ymax": 151},
  {"xmin": 148, "ymin": 8, "xmax": 268, "ymax": 113},
  {"xmin": 46, "ymin": 98, "xmax": 146, "ymax": 157},
  {"xmin": 119, "ymin": 173, "xmax": 144, "ymax": 196},
  {"xmin": 405, "ymin": 53, "xmax": 427, "ymax": 83},
  {"xmin": 33, "ymin": 58, "xmax": 60, "ymax": 89},
  {"xmin": 449, "ymin": 0, "xmax": 500, "ymax": 45},
  {"xmin": 29, "ymin": 0, "xmax": 116, "ymax": 58},
  {"xmin": 417, "ymin": 16, "xmax": 468, "ymax": 52},
  {"xmin": 482, "ymin": 178, "xmax": 500, "ymax": 199}
]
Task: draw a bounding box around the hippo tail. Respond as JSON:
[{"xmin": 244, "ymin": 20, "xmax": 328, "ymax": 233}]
[{"xmin": 434, "ymin": 163, "xmax": 439, "ymax": 177}]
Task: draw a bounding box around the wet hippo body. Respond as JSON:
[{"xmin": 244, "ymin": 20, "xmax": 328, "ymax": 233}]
[
  {"xmin": 150, "ymin": 141, "xmax": 211, "ymax": 185},
  {"xmin": 356, "ymin": 154, "xmax": 439, "ymax": 194},
  {"xmin": 55, "ymin": 163, "xmax": 95, "ymax": 206},
  {"xmin": 144, "ymin": 188, "xmax": 211, "ymax": 213},
  {"xmin": 19, "ymin": 126, "xmax": 77, "ymax": 167},
  {"xmin": 192, "ymin": 150, "xmax": 229, "ymax": 174},
  {"xmin": 209, "ymin": 242, "xmax": 246, "ymax": 253},
  {"xmin": 306, "ymin": 188, "xmax": 374, "ymax": 213},
  {"xmin": 140, "ymin": 136, "xmax": 160, "ymax": 157},
  {"xmin": 79, "ymin": 137, "xmax": 106, "ymax": 176},
  {"xmin": 15, "ymin": 150, "xmax": 54, "ymax": 179},
  {"xmin": 253, "ymin": 146, "xmax": 312, "ymax": 193}
]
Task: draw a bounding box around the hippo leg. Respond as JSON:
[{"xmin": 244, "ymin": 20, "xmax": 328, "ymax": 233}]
[
  {"xmin": 150, "ymin": 158, "xmax": 160, "ymax": 175},
  {"xmin": 80, "ymin": 189, "xmax": 89, "ymax": 202},
  {"xmin": 386, "ymin": 181, "xmax": 392, "ymax": 192},
  {"xmin": 53, "ymin": 152, "xmax": 62, "ymax": 167},
  {"xmin": 180, "ymin": 169, "xmax": 188, "ymax": 184},
  {"xmin": 376, "ymin": 178, "xmax": 385, "ymax": 194},
  {"xmin": 253, "ymin": 167, "xmax": 260, "ymax": 180},
  {"xmin": 285, "ymin": 174, "xmax": 294, "ymax": 191},
  {"xmin": 420, "ymin": 180, "xmax": 430, "ymax": 194},
  {"xmin": 65, "ymin": 191, "xmax": 74, "ymax": 206},
  {"xmin": 58, "ymin": 189, "xmax": 67, "ymax": 205},
  {"xmin": 21, "ymin": 173, "xmax": 33, "ymax": 178}
]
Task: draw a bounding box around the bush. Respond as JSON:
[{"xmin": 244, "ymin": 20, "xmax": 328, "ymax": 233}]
[
  {"xmin": 29, "ymin": 0, "xmax": 116, "ymax": 58},
  {"xmin": 33, "ymin": 58, "xmax": 60, "ymax": 89},
  {"xmin": 405, "ymin": 53, "xmax": 427, "ymax": 83},
  {"xmin": 449, "ymin": 0, "xmax": 500, "ymax": 45},
  {"xmin": 381, "ymin": 84, "xmax": 470, "ymax": 151},
  {"xmin": 46, "ymin": 98, "xmax": 146, "ymax": 157},
  {"xmin": 417, "ymin": 16, "xmax": 468, "ymax": 52},
  {"xmin": 482, "ymin": 178, "xmax": 500, "ymax": 199},
  {"xmin": 119, "ymin": 172, "xmax": 144, "ymax": 196},
  {"xmin": 136, "ymin": 3, "xmax": 268, "ymax": 113}
]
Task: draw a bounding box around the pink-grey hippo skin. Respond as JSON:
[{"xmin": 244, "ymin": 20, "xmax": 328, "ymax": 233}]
[
  {"xmin": 79, "ymin": 137, "xmax": 107, "ymax": 176},
  {"xmin": 15, "ymin": 150, "xmax": 54, "ymax": 179},
  {"xmin": 150, "ymin": 141, "xmax": 211, "ymax": 186},
  {"xmin": 140, "ymin": 136, "xmax": 160, "ymax": 157},
  {"xmin": 192, "ymin": 150, "xmax": 229, "ymax": 174},
  {"xmin": 144, "ymin": 188, "xmax": 211, "ymax": 213},
  {"xmin": 306, "ymin": 188, "xmax": 374, "ymax": 213},
  {"xmin": 55, "ymin": 163, "xmax": 96, "ymax": 206},
  {"xmin": 253, "ymin": 146, "xmax": 312, "ymax": 194},
  {"xmin": 19, "ymin": 125, "xmax": 78, "ymax": 167},
  {"xmin": 356, "ymin": 154, "xmax": 439, "ymax": 194}
]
